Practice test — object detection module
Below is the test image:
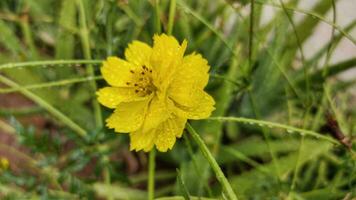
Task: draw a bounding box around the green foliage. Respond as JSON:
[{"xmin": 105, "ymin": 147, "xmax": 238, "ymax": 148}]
[{"xmin": 0, "ymin": 0, "xmax": 355, "ymax": 199}]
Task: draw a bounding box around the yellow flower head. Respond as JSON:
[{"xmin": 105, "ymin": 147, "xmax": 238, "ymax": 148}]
[
  {"xmin": 97, "ymin": 34, "xmax": 215, "ymax": 152},
  {"xmin": 0, "ymin": 157, "xmax": 9, "ymax": 170}
]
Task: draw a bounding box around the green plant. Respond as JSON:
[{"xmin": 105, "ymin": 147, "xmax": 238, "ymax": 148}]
[{"xmin": 0, "ymin": 0, "xmax": 355, "ymax": 199}]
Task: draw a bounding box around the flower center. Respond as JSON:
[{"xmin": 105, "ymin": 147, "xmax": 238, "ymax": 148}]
[{"xmin": 126, "ymin": 65, "xmax": 155, "ymax": 96}]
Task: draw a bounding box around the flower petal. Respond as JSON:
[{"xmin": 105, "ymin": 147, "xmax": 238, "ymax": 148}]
[
  {"xmin": 141, "ymin": 95, "xmax": 171, "ymax": 133},
  {"xmin": 106, "ymin": 97, "xmax": 151, "ymax": 132},
  {"xmin": 168, "ymin": 53, "xmax": 210, "ymax": 107},
  {"xmin": 129, "ymin": 96, "xmax": 173, "ymax": 152},
  {"xmin": 150, "ymin": 34, "xmax": 187, "ymax": 88},
  {"xmin": 101, "ymin": 56, "xmax": 136, "ymax": 87},
  {"xmin": 130, "ymin": 128, "xmax": 156, "ymax": 152},
  {"xmin": 154, "ymin": 116, "xmax": 187, "ymax": 152},
  {"xmin": 125, "ymin": 41, "xmax": 152, "ymax": 67},
  {"xmin": 172, "ymin": 90, "xmax": 215, "ymax": 120},
  {"xmin": 96, "ymin": 87, "xmax": 141, "ymax": 109}
]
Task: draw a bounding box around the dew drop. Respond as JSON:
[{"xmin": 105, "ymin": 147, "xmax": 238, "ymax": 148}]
[{"xmin": 287, "ymin": 129, "xmax": 294, "ymax": 134}]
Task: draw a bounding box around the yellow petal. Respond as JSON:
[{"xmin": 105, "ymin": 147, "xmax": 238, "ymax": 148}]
[
  {"xmin": 150, "ymin": 34, "xmax": 187, "ymax": 88},
  {"xmin": 101, "ymin": 57, "xmax": 136, "ymax": 87},
  {"xmin": 154, "ymin": 116, "xmax": 187, "ymax": 152},
  {"xmin": 130, "ymin": 128, "xmax": 156, "ymax": 152},
  {"xmin": 168, "ymin": 53, "xmax": 210, "ymax": 107},
  {"xmin": 173, "ymin": 90, "xmax": 215, "ymax": 120},
  {"xmin": 125, "ymin": 41, "xmax": 152, "ymax": 67},
  {"xmin": 129, "ymin": 97, "xmax": 174, "ymax": 152},
  {"xmin": 106, "ymin": 97, "xmax": 151, "ymax": 132},
  {"xmin": 96, "ymin": 87, "xmax": 141, "ymax": 109},
  {"xmin": 141, "ymin": 95, "xmax": 171, "ymax": 133}
]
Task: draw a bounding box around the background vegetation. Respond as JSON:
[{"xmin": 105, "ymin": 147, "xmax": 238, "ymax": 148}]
[{"xmin": 0, "ymin": 0, "xmax": 355, "ymax": 199}]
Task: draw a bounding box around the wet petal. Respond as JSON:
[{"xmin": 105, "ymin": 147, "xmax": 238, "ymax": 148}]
[
  {"xmin": 101, "ymin": 57, "xmax": 136, "ymax": 87},
  {"xmin": 96, "ymin": 87, "xmax": 141, "ymax": 109},
  {"xmin": 154, "ymin": 116, "xmax": 187, "ymax": 152},
  {"xmin": 150, "ymin": 34, "xmax": 187, "ymax": 88},
  {"xmin": 169, "ymin": 53, "xmax": 210, "ymax": 107},
  {"xmin": 106, "ymin": 97, "xmax": 151, "ymax": 132},
  {"xmin": 125, "ymin": 41, "xmax": 152, "ymax": 67},
  {"xmin": 130, "ymin": 128, "xmax": 156, "ymax": 152},
  {"xmin": 129, "ymin": 96, "xmax": 173, "ymax": 151},
  {"xmin": 141, "ymin": 95, "xmax": 171, "ymax": 133},
  {"xmin": 173, "ymin": 90, "xmax": 215, "ymax": 119}
]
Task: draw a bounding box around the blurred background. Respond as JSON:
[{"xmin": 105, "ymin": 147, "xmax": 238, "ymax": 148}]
[{"xmin": 0, "ymin": 0, "xmax": 355, "ymax": 199}]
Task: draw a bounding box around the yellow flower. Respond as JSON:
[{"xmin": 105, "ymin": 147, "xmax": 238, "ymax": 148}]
[
  {"xmin": 0, "ymin": 157, "xmax": 9, "ymax": 170},
  {"xmin": 97, "ymin": 34, "xmax": 215, "ymax": 152}
]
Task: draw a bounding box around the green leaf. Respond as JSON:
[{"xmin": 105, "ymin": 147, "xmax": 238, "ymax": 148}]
[
  {"xmin": 93, "ymin": 183, "xmax": 147, "ymax": 200},
  {"xmin": 229, "ymin": 141, "xmax": 332, "ymax": 198}
]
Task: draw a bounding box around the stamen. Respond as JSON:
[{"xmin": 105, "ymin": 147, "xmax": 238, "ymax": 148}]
[{"xmin": 129, "ymin": 66, "xmax": 155, "ymax": 96}]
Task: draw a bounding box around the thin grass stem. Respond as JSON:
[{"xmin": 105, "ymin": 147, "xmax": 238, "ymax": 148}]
[
  {"xmin": 322, "ymin": 0, "xmax": 337, "ymax": 77},
  {"xmin": 248, "ymin": 0, "xmax": 254, "ymax": 73},
  {"xmin": 183, "ymin": 134, "xmax": 213, "ymax": 197},
  {"xmin": 0, "ymin": 76, "xmax": 102, "ymax": 94},
  {"xmin": 0, "ymin": 60, "xmax": 102, "ymax": 70},
  {"xmin": 154, "ymin": 0, "xmax": 162, "ymax": 34},
  {"xmin": 248, "ymin": 91, "xmax": 281, "ymax": 180},
  {"xmin": 279, "ymin": 0, "xmax": 311, "ymax": 106},
  {"xmin": 0, "ymin": 75, "xmax": 87, "ymax": 137},
  {"xmin": 289, "ymin": 108, "xmax": 310, "ymax": 197},
  {"xmin": 76, "ymin": 0, "xmax": 103, "ymax": 129},
  {"xmin": 167, "ymin": 0, "xmax": 176, "ymax": 35},
  {"xmin": 186, "ymin": 123, "xmax": 238, "ymax": 200},
  {"xmin": 207, "ymin": 117, "xmax": 339, "ymax": 144},
  {"xmin": 254, "ymin": 0, "xmax": 355, "ymax": 44}
]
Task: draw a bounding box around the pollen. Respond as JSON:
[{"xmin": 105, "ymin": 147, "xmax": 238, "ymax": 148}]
[{"xmin": 129, "ymin": 66, "xmax": 156, "ymax": 96}]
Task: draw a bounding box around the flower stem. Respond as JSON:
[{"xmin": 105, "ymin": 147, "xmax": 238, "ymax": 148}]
[
  {"xmin": 186, "ymin": 123, "xmax": 238, "ymax": 200},
  {"xmin": 248, "ymin": 0, "xmax": 254, "ymax": 73},
  {"xmin": 76, "ymin": 0, "xmax": 103, "ymax": 129},
  {"xmin": 148, "ymin": 149, "xmax": 156, "ymax": 200},
  {"xmin": 167, "ymin": 0, "xmax": 176, "ymax": 35},
  {"xmin": 154, "ymin": 0, "xmax": 161, "ymax": 34},
  {"xmin": 103, "ymin": 155, "xmax": 114, "ymax": 200}
]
